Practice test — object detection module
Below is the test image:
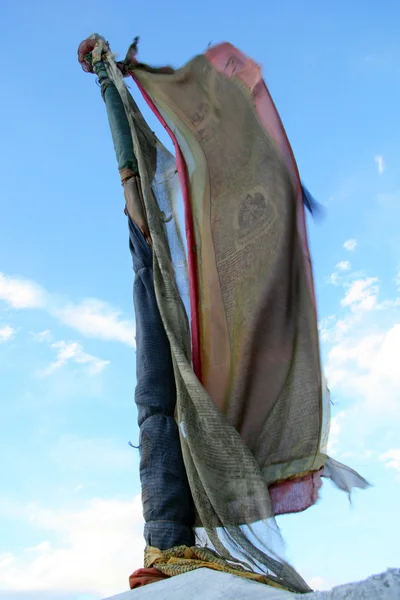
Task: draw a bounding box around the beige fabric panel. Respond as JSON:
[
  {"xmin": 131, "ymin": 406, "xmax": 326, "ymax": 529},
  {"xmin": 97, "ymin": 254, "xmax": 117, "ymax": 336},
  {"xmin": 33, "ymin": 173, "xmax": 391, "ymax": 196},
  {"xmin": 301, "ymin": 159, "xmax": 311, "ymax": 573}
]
[{"xmin": 134, "ymin": 58, "xmax": 323, "ymax": 476}]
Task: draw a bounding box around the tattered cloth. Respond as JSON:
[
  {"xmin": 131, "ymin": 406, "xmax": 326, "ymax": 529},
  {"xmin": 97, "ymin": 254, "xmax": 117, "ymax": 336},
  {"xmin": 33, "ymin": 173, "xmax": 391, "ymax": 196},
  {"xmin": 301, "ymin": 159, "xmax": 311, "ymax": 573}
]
[
  {"xmin": 130, "ymin": 44, "xmax": 328, "ymax": 507},
  {"xmin": 90, "ymin": 39, "xmax": 368, "ymax": 593}
]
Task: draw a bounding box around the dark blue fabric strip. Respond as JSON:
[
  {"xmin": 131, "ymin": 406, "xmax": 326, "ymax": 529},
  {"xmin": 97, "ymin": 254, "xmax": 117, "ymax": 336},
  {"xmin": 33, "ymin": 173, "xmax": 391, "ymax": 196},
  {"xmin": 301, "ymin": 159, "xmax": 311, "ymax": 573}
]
[{"xmin": 128, "ymin": 216, "xmax": 195, "ymax": 549}]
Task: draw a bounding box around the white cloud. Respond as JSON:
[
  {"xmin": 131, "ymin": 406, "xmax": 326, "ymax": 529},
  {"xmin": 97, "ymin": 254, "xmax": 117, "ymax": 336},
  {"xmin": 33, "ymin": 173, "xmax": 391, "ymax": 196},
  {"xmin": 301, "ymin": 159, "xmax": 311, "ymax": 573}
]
[
  {"xmin": 0, "ymin": 274, "xmax": 46, "ymax": 309},
  {"xmin": 341, "ymin": 277, "xmax": 379, "ymax": 312},
  {"xmin": 25, "ymin": 542, "xmax": 52, "ymax": 554},
  {"xmin": 326, "ymin": 324, "xmax": 400, "ymax": 414},
  {"xmin": 317, "ymin": 260, "xmax": 400, "ymax": 447},
  {"xmin": 309, "ymin": 576, "xmax": 328, "ymax": 591},
  {"xmin": 0, "ymin": 272, "xmax": 135, "ymax": 347},
  {"xmin": 375, "ymin": 155, "xmax": 385, "ymax": 175},
  {"xmin": 37, "ymin": 341, "xmax": 109, "ymax": 378},
  {"xmin": 54, "ymin": 300, "xmax": 134, "ymax": 347},
  {"xmin": 343, "ymin": 239, "xmax": 357, "ymax": 251},
  {"xmin": 337, "ymin": 261, "xmax": 351, "ymax": 272},
  {"xmin": 0, "ymin": 496, "xmax": 145, "ymax": 597},
  {"xmin": 322, "ymin": 275, "xmax": 382, "ymax": 343},
  {"xmin": 321, "ymin": 267, "xmax": 400, "ymax": 415},
  {"xmin": 319, "ymin": 315, "xmax": 336, "ymax": 341},
  {"xmin": 328, "ymin": 272, "xmax": 341, "ymax": 286},
  {"xmin": 30, "ymin": 330, "xmax": 52, "ymax": 343},
  {"xmin": 380, "ymin": 449, "xmax": 400, "ymax": 474},
  {"xmin": 327, "ymin": 332, "xmax": 382, "ymax": 386},
  {"xmin": 319, "ymin": 314, "xmax": 357, "ymax": 344},
  {"xmin": 327, "ymin": 261, "xmax": 352, "ymax": 286},
  {"xmin": 0, "ymin": 554, "xmax": 14, "ymax": 569},
  {"xmin": 327, "ymin": 411, "xmax": 346, "ymax": 454},
  {"xmin": 0, "ymin": 325, "xmax": 15, "ymax": 343}
]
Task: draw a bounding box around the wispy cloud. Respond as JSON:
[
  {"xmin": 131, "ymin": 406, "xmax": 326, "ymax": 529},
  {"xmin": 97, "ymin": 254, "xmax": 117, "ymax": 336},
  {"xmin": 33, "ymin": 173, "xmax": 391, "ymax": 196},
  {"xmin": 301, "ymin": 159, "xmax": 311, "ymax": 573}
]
[
  {"xmin": 30, "ymin": 330, "xmax": 52, "ymax": 343},
  {"xmin": 328, "ymin": 272, "xmax": 341, "ymax": 285},
  {"xmin": 328, "ymin": 411, "xmax": 346, "ymax": 454},
  {"xmin": 337, "ymin": 261, "xmax": 351, "ymax": 272},
  {"xmin": 0, "ymin": 495, "xmax": 144, "ymax": 597},
  {"xmin": 0, "ymin": 325, "xmax": 15, "ymax": 343},
  {"xmin": 319, "ymin": 315, "xmax": 336, "ymax": 341},
  {"xmin": 0, "ymin": 272, "xmax": 135, "ymax": 347},
  {"xmin": 37, "ymin": 341, "xmax": 109, "ymax": 378},
  {"xmin": 309, "ymin": 576, "xmax": 330, "ymax": 591},
  {"xmin": 341, "ymin": 277, "xmax": 379, "ymax": 312},
  {"xmin": 327, "ymin": 261, "xmax": 352, "ymax": 285},
  {"xmin": 322, "ymin": 260, "xmax": 400, "ymax": 344},
  {"xmin": 25, "ymin": 542, "xmax": 52, "ymax": 554},
  {"xmin": 319, "ymin": 315, "xmax": 356, "ymax": 344},
  {"xmin": 326, "ymin": 324, "xmax": 400, "ymax": 414},
  {"xmin": 380, "ymin": 449, "xmax": 400, "ymax": 475},
  {"xmin": 343, "ymin": 239, "xmax": 357, "ymax": 252},
  {"xmin": 53, "ymin": 299, "xmax": 134, "ymax": 347},
  {"xmin": 322, "ymin": 257, "xmax": 400, "ymax": 421},
  {"xmin": 0, "ymin": 274, "xmax": 47, "ymax": 309},
  {"xmin": 375, "ymin": 155, "xmax": 385, "ymax": 175},
  {"xmin": 0, "ymin": 554, "xmax": 13, "ymax": 569}
]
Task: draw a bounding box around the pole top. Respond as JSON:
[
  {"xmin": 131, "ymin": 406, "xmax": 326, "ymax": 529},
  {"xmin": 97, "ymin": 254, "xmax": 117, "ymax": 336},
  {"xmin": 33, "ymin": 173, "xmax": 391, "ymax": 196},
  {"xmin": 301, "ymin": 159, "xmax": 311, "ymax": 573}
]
[{"xmin": 77, "ymin": 34, "xmax": 139, "ymax": 75}]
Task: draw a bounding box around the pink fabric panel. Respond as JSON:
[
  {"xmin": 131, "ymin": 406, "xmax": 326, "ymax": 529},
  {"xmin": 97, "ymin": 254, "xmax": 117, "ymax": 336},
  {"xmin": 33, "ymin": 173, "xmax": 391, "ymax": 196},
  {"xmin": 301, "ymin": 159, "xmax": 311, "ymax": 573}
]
[{"xmin": 269, "ymin": 470, "xmax": 323, "ymax": 516}]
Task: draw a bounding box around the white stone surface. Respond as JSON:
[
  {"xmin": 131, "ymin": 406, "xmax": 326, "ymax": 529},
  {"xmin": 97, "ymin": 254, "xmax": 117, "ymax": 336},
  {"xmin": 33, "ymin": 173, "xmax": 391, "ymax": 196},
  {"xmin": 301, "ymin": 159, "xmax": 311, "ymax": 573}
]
[{"xmin": 104, "ymin": 567, "xmax": 400, "ymax": 600}]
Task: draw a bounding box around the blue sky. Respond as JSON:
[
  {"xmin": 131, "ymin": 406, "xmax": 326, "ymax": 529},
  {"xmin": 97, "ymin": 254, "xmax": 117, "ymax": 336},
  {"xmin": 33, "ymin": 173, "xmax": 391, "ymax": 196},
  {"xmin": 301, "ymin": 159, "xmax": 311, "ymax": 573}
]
[{"xmin": 1, "ymin": 0, "xmax": 400, "ymax": 597}]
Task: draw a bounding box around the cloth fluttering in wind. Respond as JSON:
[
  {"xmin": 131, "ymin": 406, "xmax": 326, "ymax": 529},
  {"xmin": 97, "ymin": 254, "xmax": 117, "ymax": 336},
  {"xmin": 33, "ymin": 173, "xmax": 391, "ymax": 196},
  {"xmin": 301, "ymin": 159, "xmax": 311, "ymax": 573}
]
[
  {"xmin": 78, "ymin": 36, "xmax": 369, "ymax": 594},
  {"xmin": 127, "ymin": 43, "xmax": 368, "ymax": 500}
]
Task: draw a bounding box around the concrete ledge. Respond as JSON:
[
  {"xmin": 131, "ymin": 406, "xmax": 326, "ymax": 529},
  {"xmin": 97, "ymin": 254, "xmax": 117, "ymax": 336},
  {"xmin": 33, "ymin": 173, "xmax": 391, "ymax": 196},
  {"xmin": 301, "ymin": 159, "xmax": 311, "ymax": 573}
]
[{"xmin": 104, "ymin": 567, "xmax": 400, "ymax": 599}]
